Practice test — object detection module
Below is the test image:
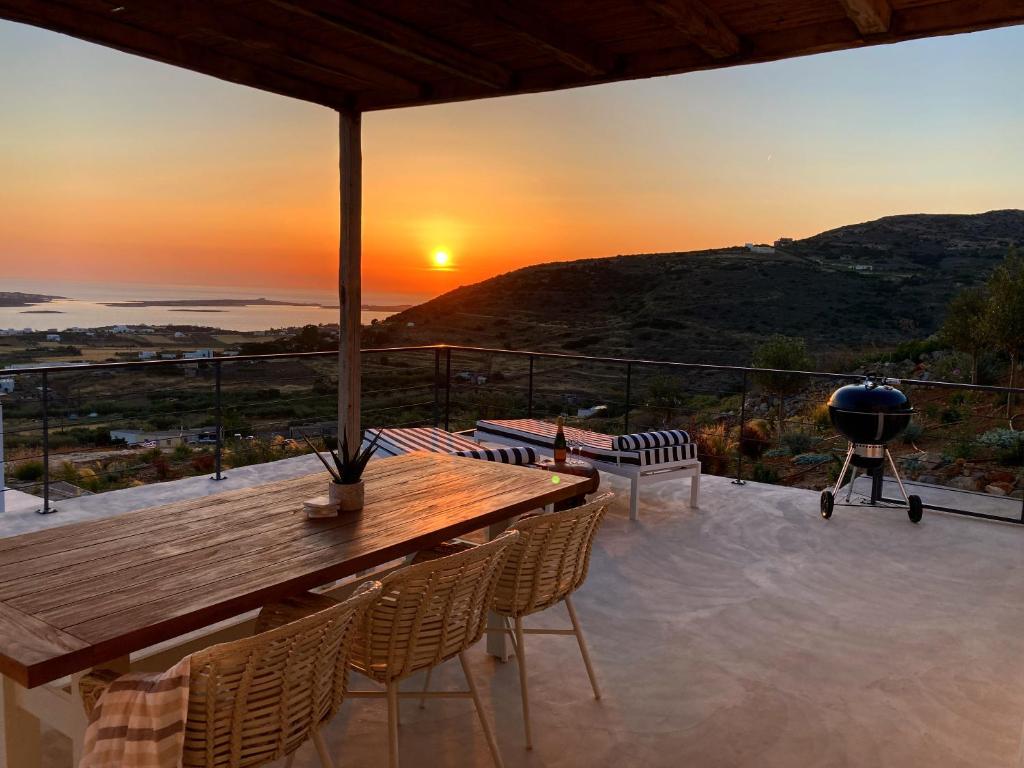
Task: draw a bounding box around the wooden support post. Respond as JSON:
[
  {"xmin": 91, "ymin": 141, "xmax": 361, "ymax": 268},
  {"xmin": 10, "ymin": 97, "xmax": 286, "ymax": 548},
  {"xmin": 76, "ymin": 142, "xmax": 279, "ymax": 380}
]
[{"xmin": 338, "ymin": 109, "xmax": 362, "ymax": 454}]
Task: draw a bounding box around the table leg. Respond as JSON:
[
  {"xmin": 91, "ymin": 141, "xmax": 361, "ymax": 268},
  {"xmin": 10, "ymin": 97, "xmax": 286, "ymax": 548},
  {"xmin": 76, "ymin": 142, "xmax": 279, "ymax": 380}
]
[
  {"xmin": 486, "ymin": 518, "xmax": 511, "ymax": 661},
  {"xmin": 0, "ymin": 675, "xmax": 42, "ymax": 768}
]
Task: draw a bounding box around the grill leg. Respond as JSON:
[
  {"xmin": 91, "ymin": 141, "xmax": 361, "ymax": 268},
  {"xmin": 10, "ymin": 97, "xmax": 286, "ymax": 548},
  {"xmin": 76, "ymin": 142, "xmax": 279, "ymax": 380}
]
[
  {"xmin": 885, "ymin": 449, "xmax": 911, "ymax": 504},
  {"xmin": 845, "ymin": 467, "xmax": 859, "ymax": 502},
  {"xmin": 831, "ymin": 446, "xmax": 855, "ymax": 498}
]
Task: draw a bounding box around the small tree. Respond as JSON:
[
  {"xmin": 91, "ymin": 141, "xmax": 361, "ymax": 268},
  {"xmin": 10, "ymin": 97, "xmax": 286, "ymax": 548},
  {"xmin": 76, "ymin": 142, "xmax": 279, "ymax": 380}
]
[
  {"xmin": 647, "ymin": 375, "xmax": 684, "ymax": 424},
  {"xmin": 984, "ymin": 248, "xmax": 1024, "ymax": 415},
  {"xmin": 751, "ymin": 335, "xmax": 812, "ymax": 436},
  {"xmin": 940, "ymin": 286, "xmax": 988, "ymax": 384}
]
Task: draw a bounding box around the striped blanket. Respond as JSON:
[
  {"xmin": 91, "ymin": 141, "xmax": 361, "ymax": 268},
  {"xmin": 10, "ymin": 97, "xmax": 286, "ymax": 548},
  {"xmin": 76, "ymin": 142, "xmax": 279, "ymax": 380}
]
[{"xmin": 80, "ymin": 657, "xmax": 191, "ymax": 768}]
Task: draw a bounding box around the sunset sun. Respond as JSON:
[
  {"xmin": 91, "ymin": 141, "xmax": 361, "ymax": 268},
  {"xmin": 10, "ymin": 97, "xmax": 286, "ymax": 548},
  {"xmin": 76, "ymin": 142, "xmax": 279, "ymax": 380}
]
[{"xmin": 431, "ymin": 249, "xmax": 451, "ymax": 268}]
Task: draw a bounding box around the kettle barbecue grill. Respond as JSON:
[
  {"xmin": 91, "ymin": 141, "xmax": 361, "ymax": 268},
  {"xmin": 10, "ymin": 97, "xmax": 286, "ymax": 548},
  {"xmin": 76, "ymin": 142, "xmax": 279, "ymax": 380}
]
[{"xmin": 820, "ymin": 377, "xmax": 923, "ymax": 523}]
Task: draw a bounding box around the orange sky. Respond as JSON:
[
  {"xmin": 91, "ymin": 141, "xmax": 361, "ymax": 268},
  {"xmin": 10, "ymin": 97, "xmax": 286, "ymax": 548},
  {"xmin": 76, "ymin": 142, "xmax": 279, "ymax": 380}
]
[{"xmin": 2, "ymin": 21, "xmax": 1023, "ymax": 300}]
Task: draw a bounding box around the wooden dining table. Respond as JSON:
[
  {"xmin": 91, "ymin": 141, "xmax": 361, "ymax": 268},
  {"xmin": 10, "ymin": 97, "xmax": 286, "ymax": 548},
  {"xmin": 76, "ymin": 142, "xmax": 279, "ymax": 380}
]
[{"xmin": 0, "ymin": 452, "xmax": 589, "ymax": 767}]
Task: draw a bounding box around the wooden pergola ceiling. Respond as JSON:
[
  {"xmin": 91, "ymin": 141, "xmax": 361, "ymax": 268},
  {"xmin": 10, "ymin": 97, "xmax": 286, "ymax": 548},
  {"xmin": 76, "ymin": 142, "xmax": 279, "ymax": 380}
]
[{"xmin": 1, "ymin": 0, "xmax": 1022, "ymax": 112}]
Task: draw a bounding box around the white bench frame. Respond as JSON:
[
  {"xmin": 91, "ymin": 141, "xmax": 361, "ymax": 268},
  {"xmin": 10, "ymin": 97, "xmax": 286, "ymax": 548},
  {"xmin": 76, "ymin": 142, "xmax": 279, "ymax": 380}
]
[{"xmin": 475, "ymin": 429, "xmax": 700, "ymax": 521}]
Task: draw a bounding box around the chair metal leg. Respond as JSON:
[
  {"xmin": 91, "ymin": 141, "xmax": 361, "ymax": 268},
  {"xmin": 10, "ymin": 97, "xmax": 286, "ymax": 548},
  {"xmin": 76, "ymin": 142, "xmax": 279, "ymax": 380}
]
[
  {"xmin": 311, "ymin": 728, "xmax": 335, "ymax": 768},
  {"xmin": 387, "ymin": 682, "xmax": 400, "ymax": 768},
  {"xmin": 459, "ymin": 652, "xmax": 505, "ymax": 768},
  {"xmin": 689, "ymin": 470, "xmax": 700, "ymax": 508},
  {"xmin": 565, "ymin": 596, "xmax": 601, "ymax": 700},
  {"xmin": 284, "ymin": 753, "xmax": 296, "ymax": 768},
  {"xmin": 513, "ymin": 617, "xmax": 533, "ymax": 749}
]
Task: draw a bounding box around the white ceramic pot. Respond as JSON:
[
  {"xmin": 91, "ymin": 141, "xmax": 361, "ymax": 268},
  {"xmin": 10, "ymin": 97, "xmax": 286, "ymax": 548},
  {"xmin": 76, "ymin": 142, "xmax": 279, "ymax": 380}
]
[{"xmin": 329, "ymin": 479, "xmax": 364, "ymax": 512}]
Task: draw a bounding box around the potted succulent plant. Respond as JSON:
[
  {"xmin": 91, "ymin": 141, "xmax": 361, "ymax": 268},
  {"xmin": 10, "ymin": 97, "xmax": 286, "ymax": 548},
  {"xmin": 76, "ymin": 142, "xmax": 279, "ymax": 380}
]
[{"xmin": 304, "ymin": 430, "xmax": 381, "ymax": 512}]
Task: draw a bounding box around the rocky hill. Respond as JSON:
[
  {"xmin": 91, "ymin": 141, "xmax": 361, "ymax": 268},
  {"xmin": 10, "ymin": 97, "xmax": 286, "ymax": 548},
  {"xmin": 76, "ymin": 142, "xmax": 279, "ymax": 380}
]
[{"xmin": 368, "ymin": 210, "xmax": 1023, "ymax": 366}]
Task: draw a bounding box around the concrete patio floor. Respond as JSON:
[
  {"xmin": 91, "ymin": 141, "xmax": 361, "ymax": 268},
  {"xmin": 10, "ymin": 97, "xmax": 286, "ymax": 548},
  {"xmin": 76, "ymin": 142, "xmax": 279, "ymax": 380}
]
[
  {"xmin": 274, "ymin": 471, "xmax": 1024, "ymax": 768},
  {"xmin": 30, "ymin": 466, "xmax": 1024, "ymax": 767}
]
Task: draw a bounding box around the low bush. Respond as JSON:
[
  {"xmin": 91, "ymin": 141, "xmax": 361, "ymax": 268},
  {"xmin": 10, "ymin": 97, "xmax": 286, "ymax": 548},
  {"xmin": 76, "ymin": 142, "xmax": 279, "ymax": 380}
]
[
  {"xmin": 732, "ymin": 418, "xmax": 771, "ymax": 459},
  {"xmin": 695, "ymin": 423, "xmax": 737, "ymax": 475},
  {"xmin": 976, "ymin": 428, "xmax": 1024, "ymax": 465},
  {"xmin": 751, "ymin": 463, "xmax": 780, "ymax": 484},
  {"xmin": 781, "ymin": 430, "xmax": 816, "ymax": 455},
  {"xmin": 12, "ymin": 460, "xmax": 44, "ymax": 483},
  {"xmin": 900, "ymin": 422, "xmax": 924, "ymax": 445}
]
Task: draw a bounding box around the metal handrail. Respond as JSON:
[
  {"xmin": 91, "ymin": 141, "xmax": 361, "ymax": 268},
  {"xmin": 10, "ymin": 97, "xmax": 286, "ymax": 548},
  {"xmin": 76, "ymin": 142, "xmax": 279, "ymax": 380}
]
[{"xmin": 6, "ymin": 343, "xmax": 1024, "ymax": 395}]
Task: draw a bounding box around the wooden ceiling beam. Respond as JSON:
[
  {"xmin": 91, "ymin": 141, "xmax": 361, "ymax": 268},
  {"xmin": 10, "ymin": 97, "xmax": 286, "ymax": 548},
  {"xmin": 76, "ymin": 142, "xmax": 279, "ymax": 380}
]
[
  {"xmin": 267, "ymin": 0, "xmax": 511, "ymax": 89},
  {"xmin": 838, "ymin": 0, "xmax": 892, "ymax": 35},
  {"xmin": 0, "ymin": 0, "xmax": 350, "ymax": 108},
  {"xmin": 642, "ymin": 0, "xmax": 742, "ymax": 59},
  {"xmin": 65, "ymin": 0, "xmax": 421, "ymax": 94},
  {"xmin": 463, "ymin": 0, "xmax": 616, "ymax": 76}
]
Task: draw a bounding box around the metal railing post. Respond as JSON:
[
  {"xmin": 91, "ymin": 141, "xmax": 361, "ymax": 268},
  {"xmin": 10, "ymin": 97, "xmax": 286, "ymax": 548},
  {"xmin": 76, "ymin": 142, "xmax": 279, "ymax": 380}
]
[
  {"xmin": 623, "ymin": 362, "xmax": 632, "ymax": 434},
  {"xmin": 527, "ymin": 355, "xmax": 535, "ymax": 418},
  {"xmin": 444, "ymin": 348, "xmax": 452, "ymax": 432},
  {"xmin": 212, "ymin": 359, "xmax": 225, "ymax": 481},
  {"xmin": 38, "ymin": 371, "xmax": 54, "ymax": 514},
  {"xmin": 733, "ymin": 370, "xmax": 748, "ymax": 485},
  {"xmin": 433, "ymin": 348, "xmax": 441, "ymax": 428}
]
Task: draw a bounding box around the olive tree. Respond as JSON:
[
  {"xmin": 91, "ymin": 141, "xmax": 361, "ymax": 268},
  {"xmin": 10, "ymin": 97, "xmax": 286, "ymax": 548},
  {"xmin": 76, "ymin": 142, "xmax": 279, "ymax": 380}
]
[
  {"xmin": 751, "ymin": 335, "xmax": 812, "ymax": 437},
  {"xmin": 985, "ymin": 248, "xmax": 1024, "ymax": 415},
  {"xmin": 940, "ymin": 286, "xmax": 989, "ymax": 384}
]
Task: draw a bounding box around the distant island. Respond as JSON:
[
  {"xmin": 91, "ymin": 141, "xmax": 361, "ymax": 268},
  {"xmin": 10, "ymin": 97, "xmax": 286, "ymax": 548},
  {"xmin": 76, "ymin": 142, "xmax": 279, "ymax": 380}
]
[
  {"xmin": 103, "ymin": 298, "xmax": 412, "ymax": 311},
  {"xmin": 0, "ymin": 292, "xmax": 63, "ymax": 307},
  {"xmin": 103, "ymin": 297, "xmax": 320, "ymax": 308},
  {"xmin": 20, "ymin": 309, "xmax": 63, "ymax": 314}
]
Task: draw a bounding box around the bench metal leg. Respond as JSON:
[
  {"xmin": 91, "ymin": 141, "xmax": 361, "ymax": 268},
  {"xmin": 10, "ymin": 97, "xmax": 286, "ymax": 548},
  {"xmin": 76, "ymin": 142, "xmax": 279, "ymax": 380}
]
[
  {"xmin": 689, "ymin": 470, "xmax": 700, "ymax": 509},
  {"xmin": 628, "ymin": 476, "xmax": 640, "ymax": 521}
]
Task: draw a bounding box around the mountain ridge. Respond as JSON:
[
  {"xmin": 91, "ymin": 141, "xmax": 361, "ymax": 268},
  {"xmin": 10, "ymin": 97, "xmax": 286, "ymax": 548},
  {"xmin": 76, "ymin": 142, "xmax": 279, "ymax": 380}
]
[{"xmin": 368, "ymin": 210, "xmax": 1023, "ymax": 365}]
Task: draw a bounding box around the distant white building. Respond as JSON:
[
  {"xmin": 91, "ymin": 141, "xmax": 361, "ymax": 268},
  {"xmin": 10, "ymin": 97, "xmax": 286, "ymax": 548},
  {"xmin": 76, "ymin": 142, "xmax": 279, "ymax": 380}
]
[
  {"xmin": 221, "ymin": 350, "xmax": 240, "ymax": 357},
  {"xmin": 746, "ymin": 244, "xmax": 775, "ymax": 254},
  {"xmin": 0, "ymin": 378, "xmax": 14, "ymax": 395},
  {"xmin": 160, "ymin": 352, "xmax": 179, "ymax": 360},
  {"xmin": 577, "ymin": 404, "xmax": 608, "ymax": 419},
  {"xmin": 109, "ymin": 325, "xmax": 132, "ymax": 334},
  {"xmin": 138, "ymin": 351, "xmax": 157, "ymax": 360},
  {"xmin": 45, "ymin": 333, "xmax": 61, "ymax": 342},
  {"xmin": 183, "ymin": 349, "xmax": 214, "ymax": 359},
  {"xmin": 774, "ymin": 237, "xmax": 794, "ymax": 247},
  {"xmin": 174, "ymin": 331, "xmax": 187, "ymax": 339}
]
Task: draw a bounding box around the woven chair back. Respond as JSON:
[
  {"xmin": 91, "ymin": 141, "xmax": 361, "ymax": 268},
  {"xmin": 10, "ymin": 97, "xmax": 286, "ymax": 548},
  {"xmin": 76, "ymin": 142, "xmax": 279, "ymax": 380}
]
[
  {"xmin": 182, "ymin": 580, "xmax": 381, "ymax": 767},
  {"xmin": 350, "ymin": 530, "xmax": 519, "ymax": 683},
  {"xmin": 493, "ymin": 493, "xmax": 613, "ymax": 618}
]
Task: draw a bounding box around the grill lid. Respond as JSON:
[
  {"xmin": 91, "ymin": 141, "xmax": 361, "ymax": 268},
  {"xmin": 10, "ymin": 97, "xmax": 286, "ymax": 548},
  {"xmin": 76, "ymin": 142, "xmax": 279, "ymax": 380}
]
[{"xmin": 828, "ymin": 380, "xmax": 912, "ymax": 414}]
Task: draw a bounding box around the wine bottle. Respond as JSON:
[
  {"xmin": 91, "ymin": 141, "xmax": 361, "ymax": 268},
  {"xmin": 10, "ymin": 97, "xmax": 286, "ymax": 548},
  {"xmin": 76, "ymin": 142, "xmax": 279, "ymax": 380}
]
[{"xmin": 553, "ymin": 416, "xmax": 567, "ymax": 462}]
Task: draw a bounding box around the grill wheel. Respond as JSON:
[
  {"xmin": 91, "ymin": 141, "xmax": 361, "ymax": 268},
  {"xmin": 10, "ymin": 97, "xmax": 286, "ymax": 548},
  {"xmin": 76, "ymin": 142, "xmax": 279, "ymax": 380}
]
[{"xmin": 820, "ymin": 490, "xmax": 834, "ymax": 519}]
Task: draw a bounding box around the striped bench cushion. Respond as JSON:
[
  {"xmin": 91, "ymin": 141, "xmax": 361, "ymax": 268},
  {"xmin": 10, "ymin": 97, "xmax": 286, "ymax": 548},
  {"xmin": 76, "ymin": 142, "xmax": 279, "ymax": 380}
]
[
  {"xmin": 450, "ymin": 446, "xmax": 537, "ymax": 465},
  {"xmin": 371, "ymin": 427, "xmax": 480, "ymax": 457},
  {"xmin": 476, "ymin": 419, "xmax": 697, "ymax": 467},
  {"xmin": 613, "ymin": 429, "xmax": 691, "ymax": 451}
]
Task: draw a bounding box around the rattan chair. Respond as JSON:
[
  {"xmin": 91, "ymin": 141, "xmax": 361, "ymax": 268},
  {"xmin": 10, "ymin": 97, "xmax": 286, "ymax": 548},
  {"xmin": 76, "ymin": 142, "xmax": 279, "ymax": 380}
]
[
  {"xmin": 414, "ymin": 494, "xmax": 612, "ymax": 749},
  {"xmin": 491, "ymin": 493, "xmax": 611, "ymax": 748},
  {"xmin": 346, "ymin": 530, "xmax": 519, "ymax": 768},
  {"xmin": 78, "ymin": 580, "xmax": 382, "ymax": 768}
]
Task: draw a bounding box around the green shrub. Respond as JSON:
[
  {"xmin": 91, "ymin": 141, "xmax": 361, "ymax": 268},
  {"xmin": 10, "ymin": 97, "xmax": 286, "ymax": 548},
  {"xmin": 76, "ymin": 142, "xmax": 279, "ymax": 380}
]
[
  {"xmin": 12, "ymin": 460, "xmax": 44, "ymax": 483},
  {"xmin": 781, "ymin": 430, "xmax": 816, "ymax": 455},
  {"xmin": 976, "ymin": 429, "xmax": 1024, "ymax": 465},
  {"xmin": 901, "ymin": 422, "xmax": 924, "ymax": 445},
  {"xmin": 751, "ymin": 463, "xmax": 780, "ymax": 484},
  {"xmin": 792, "ymin": 453, "xmax": 830, "ymax": 465}
]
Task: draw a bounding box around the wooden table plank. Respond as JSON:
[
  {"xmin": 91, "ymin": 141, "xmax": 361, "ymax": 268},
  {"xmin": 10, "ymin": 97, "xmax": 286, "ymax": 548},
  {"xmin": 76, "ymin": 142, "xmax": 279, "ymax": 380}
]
[{"xmin": 0, "ymin": 453, "xmax": 587, "ymax": 687}]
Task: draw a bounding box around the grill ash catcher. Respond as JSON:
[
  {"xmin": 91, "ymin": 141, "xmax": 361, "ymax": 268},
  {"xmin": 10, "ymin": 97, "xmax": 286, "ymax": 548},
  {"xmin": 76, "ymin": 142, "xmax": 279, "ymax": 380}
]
[{"xmin": 820, "ymin": 377, "xmax": 923, "ymax": 524}]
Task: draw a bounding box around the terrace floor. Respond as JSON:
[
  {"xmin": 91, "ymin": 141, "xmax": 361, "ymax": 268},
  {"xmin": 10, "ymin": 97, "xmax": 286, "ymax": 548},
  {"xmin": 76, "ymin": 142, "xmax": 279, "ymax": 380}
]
[
  {"xmin": 281, "ymin": 472, "xmax": 1024, "ymax": 768},
  {"xmin": 30, "ymin": 467, "xmax": 1024, "ymax": 767}
]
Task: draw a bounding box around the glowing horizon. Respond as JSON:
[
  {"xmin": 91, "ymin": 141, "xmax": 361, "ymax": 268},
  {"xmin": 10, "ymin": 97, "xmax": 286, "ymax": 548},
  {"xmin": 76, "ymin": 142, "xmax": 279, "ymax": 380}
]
[{"xmin": 1, "ymin": 21, "xmax": 1022, "ymax": 301}]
